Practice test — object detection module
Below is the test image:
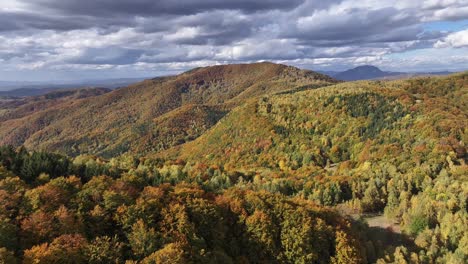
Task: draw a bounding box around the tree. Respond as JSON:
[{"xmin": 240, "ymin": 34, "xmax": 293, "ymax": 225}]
[
  {"xmin": 245, "ymin": 210, "xmax": 278, "ymax": 261},
  {"xmin": 140, "ymin": 242, "xmax": 187, "ymax": 264},
  {"xmin": 127, "ymin": 219, "xmax": 160, "ymax": 259},
  {"xmin": 86, "ymin": 236, "xmax": 124, "ymax": 264},
  {"xmin": 0, "ymin": 218, "xmax": 17, "ymax": 250},
  {"xmin": 23, "ymin": 234, "xmax": 88, "ymax": 264},
  {"xmin": 20, "ymin": 151, "xmax": 70, "ymax": 183},
  {"xmin": 280, "ymin": 208, "xmax": 331, "ymax": 263},
  {"xmin": 0, "ymin": 247, "xmax": 17, "ymax": 264},
  {"xmin": 332, "ymin": 230, "xmax": 364, "ymax": 264}
]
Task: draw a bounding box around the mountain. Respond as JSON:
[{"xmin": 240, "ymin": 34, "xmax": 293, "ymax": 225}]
[
  {"xmin": 0, "ymin": 62, "xmax": 336, "ymax": 157},
  {"xmin": 332, "ymin": 65, "xmax": 398, "ymax": 80},
  {"xmin": 327, "ymin": 65, "xmax": 454, "ymax": 81},
  {"xmin": 163, "ymin": 72, "xmax": 467, "ymax": 173}
]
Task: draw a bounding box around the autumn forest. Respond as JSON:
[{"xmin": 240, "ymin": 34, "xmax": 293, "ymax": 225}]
[{"xmin": 0, "ymin": 63, "xmax": 466, "ymax": 263}]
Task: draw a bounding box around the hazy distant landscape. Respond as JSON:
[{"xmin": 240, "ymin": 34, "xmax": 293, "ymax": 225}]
[
  {"xmin": 0, "ymin": 0, "xmax": 467, "ymax": 264},
  {"xmin": 0, "ymin": 77, "xmax": 149, "ymax": 97},
  {"xmin": 322, "ymin": 65, "xmax": 454, "ymax": 81}
]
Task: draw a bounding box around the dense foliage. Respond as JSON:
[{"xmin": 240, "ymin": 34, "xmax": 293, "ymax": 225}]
[
  {"xmin": 166, "ymin": 72, "xmax": 467, "ymax": 263},
  {"xmin": 0, "ymin": 151, "xmax": 364, "ymax": 263}
]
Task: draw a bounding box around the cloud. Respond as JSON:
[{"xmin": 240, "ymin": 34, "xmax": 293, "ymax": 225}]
[
  {"xmin": 0, "ymin": 11, "xmax": 90, "ymax": 31},
  {"xmin": 422, "ymin": 0, "xmax": 468, "ymax": 20},
  {"xmin": 0, "ymin": 0, "xmax": 467, "ymax": 81},
  {"xmin": 434, "ymin": 29, "xmax": 468, "ymax": 48},
  {"xmin": 432, "ymin": 6, "xmax": 468, "ymax": 20},
  {"xmin": 66, "ymin": 47, "xmax": 143, "ymax": 65},
  {"xmin": 295, "ymin": 7, "xmax": 417, "ymax": 41},
  {"xmin": 20, "ymin": 0, "xmax": 305, "ymax": 16}
]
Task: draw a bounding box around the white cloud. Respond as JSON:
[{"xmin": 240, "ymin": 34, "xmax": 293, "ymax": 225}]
[
  {"xmin": 163, "ymin": 27, "xmax": 201, "ymax": 42},
  {"xmin": 432, "ymin": 6, "xmax": 468, "ymax": 20},
  {"xmin": 435, "ymin": 29, "xmax": 468, "ymax": 48},
  {"xmin": 0, "ymin": 0, "xmax": 26, "ymax": 11}
]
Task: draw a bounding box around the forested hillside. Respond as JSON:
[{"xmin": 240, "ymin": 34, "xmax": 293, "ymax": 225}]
[
  {"xmin": 0, "ymin": 88, "xmax": 111, "ymax": 122},
  {"xmin": 163, "ymin": 72, "xmax": 468, "ymax": 263},
  {"xmin": 0, "ymin": 65, "xmax": 466, "ymax": 263},
  {"xmin": 0, "ymin": 147, "xmax": 365, "ymax": 263},
  {"xmin": 0, "ymin": 63, "xmax": 336, "ymax": 158}
]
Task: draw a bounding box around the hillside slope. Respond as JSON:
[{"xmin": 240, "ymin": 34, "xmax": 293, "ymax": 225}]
[
  {"xmin": 0, "ymin": 88, "xmax": 111, "ymax": 121},
  {"xmin": 155, "ymin": 73, "xmax": 467, "ymax": 262},
  {"xmin": 167, "ymin": 72, "xmax": 467, "ymax": 178},
  {"xmin": 0, "ymin": 62, "xmax": 336, "ymax": 157}
]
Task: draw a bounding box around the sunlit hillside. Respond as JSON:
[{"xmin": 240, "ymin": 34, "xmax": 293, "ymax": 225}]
[{"xmin": 0, "ymin": 63, "xmax": 336, "ymax": 157}]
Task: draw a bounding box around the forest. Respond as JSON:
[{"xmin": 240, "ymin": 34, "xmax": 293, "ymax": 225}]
[{"xmin": 0, "ymin": 68, "xmax": 466, "ymax": 263}]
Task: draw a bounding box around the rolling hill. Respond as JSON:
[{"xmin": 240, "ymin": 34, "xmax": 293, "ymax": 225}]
[
  {"xmin": 165, "ymin": 72, "xmax": 467, "ymax": 175},
  {"xmin": 0, "ymin": 62, "xmax": 336, "ymax": 157}
]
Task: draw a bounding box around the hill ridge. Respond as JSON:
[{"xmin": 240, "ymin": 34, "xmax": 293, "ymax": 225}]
[{"xmin": 0, "ymin": 62, "xmax": 337, "ymax": 157}]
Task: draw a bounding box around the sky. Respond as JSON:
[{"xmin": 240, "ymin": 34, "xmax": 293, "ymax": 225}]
[{"xmin": 0, "ymin": 0, "xmax": 467, "ymax": 82}]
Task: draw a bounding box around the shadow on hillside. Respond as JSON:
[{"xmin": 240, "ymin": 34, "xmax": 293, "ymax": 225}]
[
  {"xmin": 366, "ymin": 225, "xmax": 416, "ymax": 249},
  {"xmin": 348, "ymin": 216, "xmax": 419, "ymax": 263},
  {"xmin": 274, "ymin": 83, "xmax": 334, "ymax": 95}
]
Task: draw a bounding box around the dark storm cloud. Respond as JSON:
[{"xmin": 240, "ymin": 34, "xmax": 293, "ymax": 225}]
[
  {"xmin": 0, "ymin": 10, "xmax": 136, "ymax": 32},
  {"xmin": 289, "ymin": 7, "xmax": 421, "ymax": 42},
  {"xmin": 3, "ymin": 0, "xmax": 271, "ymax": 37},
  {"xmin": 169, "ymin": 19, "xmax": 254, "ymax": 45},
  {"xmin": 23, "ymin": 0, "xmax": 305, "ymax": 16},
  {"xmin": 0, "ymin": 51, "xmax": 26, "ymax": 60},
  {"xmin": 125, "ymin": 10, "xmax": 256, "ymax": 46},
  {"xmin": 0, "ymin": 11, "xmax": 90, "ymax": 31}
]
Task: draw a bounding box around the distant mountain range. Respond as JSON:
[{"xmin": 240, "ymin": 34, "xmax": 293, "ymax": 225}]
[
  {"xmin": 0, "ymin": 77, "xmax": 149, "ymax": 97},
  {"xmin": 319, "ymin": 65, "xmax": 453, "ymax": 81}
]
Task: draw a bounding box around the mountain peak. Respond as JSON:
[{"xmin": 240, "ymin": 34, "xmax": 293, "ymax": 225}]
[
  {"xmin": 334, "ymin": 65, "xmax": 387, "ymax": 81},
  {"xmin": 175, "ymin": 62, "xmax": 337, "ymax": 89},
  {"xmin": 352, "ymin": 65, "xmax": 383, "ymax": 72},
  {"xmin": 328, "ymin": 65, "xmax": 454, "ymax": 81}
]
